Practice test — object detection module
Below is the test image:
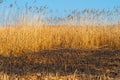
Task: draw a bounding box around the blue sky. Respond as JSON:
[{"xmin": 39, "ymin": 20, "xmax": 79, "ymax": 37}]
[
  {"xmin": 0, "ymin": 0, "xmax": 120, "ymax": 25},
  {"xmin": 41, "ymin": 0, "xmax": 120, "ymax": 10},
  {"xmin": 0, "ymin": 0, "xmax": 120, "ymax": 14}
]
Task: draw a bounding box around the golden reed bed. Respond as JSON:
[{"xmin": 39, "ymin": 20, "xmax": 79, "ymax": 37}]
[{"xmin": 0, "ymin": 25, "xmax": 120, "ymax": 56}]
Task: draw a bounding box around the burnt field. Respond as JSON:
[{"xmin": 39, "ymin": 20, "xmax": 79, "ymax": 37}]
[{"xmin": 0, "ymin": 48, "xmax": 120, "ymax": 78}]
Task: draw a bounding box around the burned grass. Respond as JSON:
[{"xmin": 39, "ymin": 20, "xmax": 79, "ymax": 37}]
[{"xmin": 0, "ymin": 48, "xmax": 120, "ymax": 78}]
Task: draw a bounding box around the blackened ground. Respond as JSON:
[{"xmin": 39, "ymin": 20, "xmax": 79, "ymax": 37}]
[{"xmin": 0, "ymin": 48, "xmax": 120, "ymax": 78}]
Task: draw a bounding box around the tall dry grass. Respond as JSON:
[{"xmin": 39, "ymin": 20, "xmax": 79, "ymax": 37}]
[
  {"xmin": 0, "ymin": 25, "xmax": 120, "ymax": 56},
  {"xmin": 1, "ymin": 1, "xmax": 120, "ymax": 80}
]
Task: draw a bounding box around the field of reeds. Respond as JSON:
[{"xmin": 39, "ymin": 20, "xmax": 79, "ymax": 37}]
[
  {"xmin": 0, "ymin": 25, "xmax": 120, "ymax": 56},
  {"xmin": 1, "ymin": 1, "xmax": 120, "ymax": 80}
]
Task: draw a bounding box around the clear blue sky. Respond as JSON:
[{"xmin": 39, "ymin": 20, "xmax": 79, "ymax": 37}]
[
  {"xmin": 0, "ymin": 0, "xmax": 120, "ymax": 14},
  {"xmin": 0, "ymin": 0, "xmax": 120, "ymax": 25},
  {"xmin": 40, "ymin": 0, "xmax": 120, "ymax": 10}
]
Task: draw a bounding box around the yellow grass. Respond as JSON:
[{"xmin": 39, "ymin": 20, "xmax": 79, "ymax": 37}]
[
  {"xmin": 0, "ymin": 25, "xmax": 120, "ymax": 56},
  {"xmin": 0, "ymin": 72, "xmax": 114, "ymax": 80}
]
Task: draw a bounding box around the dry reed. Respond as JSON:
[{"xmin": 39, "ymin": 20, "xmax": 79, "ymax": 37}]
[{"xmin": 0, "ymin": 25, "xmax": 120, "ymax": 56}]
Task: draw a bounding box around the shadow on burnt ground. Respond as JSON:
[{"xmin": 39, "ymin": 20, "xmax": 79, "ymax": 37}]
[{"xmin": 0, "ymin": 48, "xmax": 120, "ymax": 77}]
